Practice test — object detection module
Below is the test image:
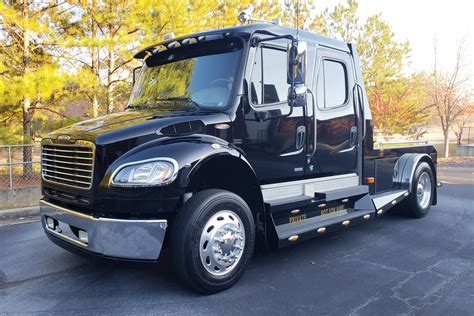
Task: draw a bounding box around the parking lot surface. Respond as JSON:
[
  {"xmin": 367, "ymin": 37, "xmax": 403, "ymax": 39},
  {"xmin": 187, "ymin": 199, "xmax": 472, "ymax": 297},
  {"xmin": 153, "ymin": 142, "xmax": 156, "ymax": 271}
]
[{"xmin": 1, "ymin": 166, "xmax": 473, "ymax": 315}]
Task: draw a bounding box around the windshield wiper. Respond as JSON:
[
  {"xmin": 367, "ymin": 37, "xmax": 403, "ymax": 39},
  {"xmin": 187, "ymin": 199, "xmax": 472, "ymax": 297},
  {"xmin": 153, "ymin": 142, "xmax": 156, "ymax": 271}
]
[
  {"xmin": 156, "ymin": 97, "xmax": 200, "ymax": 109},
  {"xmin": 127, "ymin": 97, "xmax": 199, "ymax": 111}
]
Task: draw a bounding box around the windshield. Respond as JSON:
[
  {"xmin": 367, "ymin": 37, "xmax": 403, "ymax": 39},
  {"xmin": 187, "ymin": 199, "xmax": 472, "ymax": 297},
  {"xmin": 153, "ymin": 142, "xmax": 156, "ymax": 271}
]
[{"xmin": 129, "ymin": 38, "xmax": 243, "ymax": 111}]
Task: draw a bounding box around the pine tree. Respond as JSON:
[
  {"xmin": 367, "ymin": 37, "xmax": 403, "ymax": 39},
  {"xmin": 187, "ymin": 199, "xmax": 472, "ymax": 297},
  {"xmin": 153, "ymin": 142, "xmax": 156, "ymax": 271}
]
[{"xmin": 0, "ymin": 0, "xmax": 71, "ymax": 171}]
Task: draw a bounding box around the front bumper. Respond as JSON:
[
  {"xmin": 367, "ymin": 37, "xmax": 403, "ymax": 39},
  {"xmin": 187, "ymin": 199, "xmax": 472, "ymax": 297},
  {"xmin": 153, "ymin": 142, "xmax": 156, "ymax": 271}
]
[{"xmin": 40, "ymin": 200, "xmax": 167, "ymax": 261}]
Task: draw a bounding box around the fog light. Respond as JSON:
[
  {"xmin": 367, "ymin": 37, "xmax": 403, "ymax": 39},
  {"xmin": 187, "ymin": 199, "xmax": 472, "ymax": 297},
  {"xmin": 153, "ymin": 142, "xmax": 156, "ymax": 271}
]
[
  {"xmin": 78, "ymin": 230, "xmax": 88, "ymax": 244},
  {"xmin": 46, "ymin": 217, "xmax": 56, "ymax": 229}
]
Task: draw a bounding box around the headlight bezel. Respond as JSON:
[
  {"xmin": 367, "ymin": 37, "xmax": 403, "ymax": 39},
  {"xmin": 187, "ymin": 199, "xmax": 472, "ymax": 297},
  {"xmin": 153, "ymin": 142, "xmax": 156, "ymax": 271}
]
[{"xmin": 109, "ymin": 157, "xmax": 179, "ymax": 187}]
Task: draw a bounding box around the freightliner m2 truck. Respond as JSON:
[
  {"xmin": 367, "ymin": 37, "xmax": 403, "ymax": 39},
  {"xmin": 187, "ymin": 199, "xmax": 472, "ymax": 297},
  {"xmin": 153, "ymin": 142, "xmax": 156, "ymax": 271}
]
[{"xmin": 40, "ymin": 22, "xmax": 439, "ymax": 293}]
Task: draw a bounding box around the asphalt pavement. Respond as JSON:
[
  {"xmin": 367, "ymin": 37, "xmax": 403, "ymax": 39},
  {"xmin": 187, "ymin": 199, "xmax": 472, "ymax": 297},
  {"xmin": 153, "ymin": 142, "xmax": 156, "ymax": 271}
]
[{"xmin": 0, "ymin": 166, "xmax": 473, "ymax": 315}]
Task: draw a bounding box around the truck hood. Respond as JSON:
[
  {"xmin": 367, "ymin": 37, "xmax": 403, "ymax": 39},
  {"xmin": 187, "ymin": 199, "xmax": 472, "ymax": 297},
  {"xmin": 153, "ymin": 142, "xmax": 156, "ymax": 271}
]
[
  {"xmin": 57, "ymin": 109, "xmax": 189, "ymax": 134},
  {"xmin": 46, "ymin": 108, "xmax": 230, "ymax": 145}
]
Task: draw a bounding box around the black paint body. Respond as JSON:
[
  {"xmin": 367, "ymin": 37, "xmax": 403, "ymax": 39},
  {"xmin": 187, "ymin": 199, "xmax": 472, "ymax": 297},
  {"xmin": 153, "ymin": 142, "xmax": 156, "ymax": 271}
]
[{"xmin": 41, "ymin": 24, "xmax": 437, "ymax": 232}]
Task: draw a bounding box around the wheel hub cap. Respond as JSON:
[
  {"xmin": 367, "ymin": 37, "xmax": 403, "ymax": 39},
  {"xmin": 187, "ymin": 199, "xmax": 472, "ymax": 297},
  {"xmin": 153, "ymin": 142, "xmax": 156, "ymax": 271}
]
[
  {"xmin": 416, "ymin": 172, "xmax": 432, "ymax": 209},
  {"xmin": 199, "ymin": 210, "xmax": 245, "ymax": 276}
]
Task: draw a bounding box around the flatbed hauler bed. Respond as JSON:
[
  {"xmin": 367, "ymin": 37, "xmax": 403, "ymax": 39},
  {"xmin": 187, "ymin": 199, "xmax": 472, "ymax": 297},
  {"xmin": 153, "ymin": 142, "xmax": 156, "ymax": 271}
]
[{"xmin": 40, "ymin": 22, "xmax": 439, "ymax": 293}]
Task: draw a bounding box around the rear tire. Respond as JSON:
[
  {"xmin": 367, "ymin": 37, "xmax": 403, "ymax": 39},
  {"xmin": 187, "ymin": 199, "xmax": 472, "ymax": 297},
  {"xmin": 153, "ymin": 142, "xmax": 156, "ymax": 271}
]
[
  {"xmin": 170, "ymin": 189, "xmax": 255, "ymax": 294},
  {"xmin": 403, "ymin": 162, "xmax": 434, "ymax": 218}
]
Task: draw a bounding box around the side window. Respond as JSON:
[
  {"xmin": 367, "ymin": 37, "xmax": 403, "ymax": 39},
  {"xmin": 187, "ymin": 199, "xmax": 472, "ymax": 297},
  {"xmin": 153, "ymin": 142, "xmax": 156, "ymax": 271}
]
[
  {"xmin": 317, "ymin": 59, "xmax": 348, "ymax": 109},
  {"xmin": 250, "ymin": 46, "xmax": 289, "ymax": 105}
]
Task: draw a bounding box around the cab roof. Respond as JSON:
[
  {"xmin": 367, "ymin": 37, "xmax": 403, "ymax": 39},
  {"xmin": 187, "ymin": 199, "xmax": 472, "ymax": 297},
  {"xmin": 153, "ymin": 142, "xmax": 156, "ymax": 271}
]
[{"xmin": 134, "ymin": 23, "xmax": 349, "ymax": 59}]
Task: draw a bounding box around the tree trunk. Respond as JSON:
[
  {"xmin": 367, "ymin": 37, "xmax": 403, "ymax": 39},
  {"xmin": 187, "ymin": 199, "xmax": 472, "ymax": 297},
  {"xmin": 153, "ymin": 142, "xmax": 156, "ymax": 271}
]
[
  {"xmin": 106, "ymin": 6, "xmax": 115, "ymax": 115},
  {"xmin": 456, "ymin": 131, "xmax": 463, "ymax": 145},
  {"xmin": 22, "ymin": 97, "xmax": 33, "ymax": 175},
  {"xmin": 90, "ymin": 4, "xmax": 99, "ymax": 118},
  {"xmin": 92, "ymin": 94, "xmax": 99, "ymax": 118},
  {"xmin": 443, "ymin": 129, "xmax": 450, "ymax": 158},
  {"xmin": 106, "ymin": 49, "xmax": 115, "ymax": 114},
  {"xmin": 22, "ymin": 0, "xmax": 33, "ymax": 176}
]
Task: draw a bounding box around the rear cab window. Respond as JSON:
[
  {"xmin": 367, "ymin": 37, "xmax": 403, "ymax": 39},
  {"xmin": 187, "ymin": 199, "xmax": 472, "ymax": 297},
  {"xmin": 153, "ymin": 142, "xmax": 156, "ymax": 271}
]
[{"xmin": 316, "ymin": 59, "xmax": 348, "ymax": 110}]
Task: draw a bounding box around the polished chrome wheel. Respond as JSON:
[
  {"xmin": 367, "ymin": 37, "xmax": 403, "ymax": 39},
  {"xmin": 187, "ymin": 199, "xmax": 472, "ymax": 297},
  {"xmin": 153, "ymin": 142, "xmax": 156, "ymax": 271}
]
[
  {"xmin": 416, "ymin": 172, "xmax": 432, "ymax": 209},
  {"xmin": 199, "ymin": 210, "xmax": 245, "ymax": 276}
]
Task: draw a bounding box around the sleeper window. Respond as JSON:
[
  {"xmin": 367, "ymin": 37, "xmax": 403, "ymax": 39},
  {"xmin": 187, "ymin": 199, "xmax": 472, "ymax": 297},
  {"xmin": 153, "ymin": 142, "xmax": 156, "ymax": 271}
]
[{"xmin": 250, "ymin": 47, "xmax": 289, "ymax": 105}]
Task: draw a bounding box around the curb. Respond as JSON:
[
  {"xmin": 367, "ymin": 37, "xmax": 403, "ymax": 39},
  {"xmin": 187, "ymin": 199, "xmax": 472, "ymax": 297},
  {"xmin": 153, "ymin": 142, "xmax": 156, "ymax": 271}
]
[{"xmin": 0, "ymin": 206, "xmax": 40, "ymax": 220}]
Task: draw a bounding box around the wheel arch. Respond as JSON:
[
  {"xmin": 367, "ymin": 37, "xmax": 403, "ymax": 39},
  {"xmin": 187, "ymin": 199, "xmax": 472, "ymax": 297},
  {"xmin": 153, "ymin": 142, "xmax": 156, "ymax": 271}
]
[
  {"xmin": 393, "ymin": 153, "xmax": 437, "ymax": 205},
  {"xmin": 185, "ymin": 154, "xmax": 265, "ymax": 225}
]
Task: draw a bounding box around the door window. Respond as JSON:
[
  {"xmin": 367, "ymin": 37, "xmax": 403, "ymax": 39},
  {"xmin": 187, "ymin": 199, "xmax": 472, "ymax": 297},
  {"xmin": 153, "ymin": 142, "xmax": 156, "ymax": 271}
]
[
  {"xmin": 317, "ymin": 59, "xmax": 348, "ymax": 109},
  {"xmin": 250, "ymin": 46, "xmax": 289, "ymax": 105}
]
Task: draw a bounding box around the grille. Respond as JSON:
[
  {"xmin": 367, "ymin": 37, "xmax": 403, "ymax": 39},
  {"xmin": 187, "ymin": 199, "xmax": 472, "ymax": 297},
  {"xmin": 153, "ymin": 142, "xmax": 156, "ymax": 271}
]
[{"xmin": 41, "ymin": 140, "xmax": 95, "ymax": 189}]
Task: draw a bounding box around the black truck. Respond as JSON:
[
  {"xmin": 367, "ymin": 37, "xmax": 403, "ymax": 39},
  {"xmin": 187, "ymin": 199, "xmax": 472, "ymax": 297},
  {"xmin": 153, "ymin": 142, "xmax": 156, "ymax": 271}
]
[{"xmin": 40, "ymin": 22, "xmax": 439, "ymax": 293}]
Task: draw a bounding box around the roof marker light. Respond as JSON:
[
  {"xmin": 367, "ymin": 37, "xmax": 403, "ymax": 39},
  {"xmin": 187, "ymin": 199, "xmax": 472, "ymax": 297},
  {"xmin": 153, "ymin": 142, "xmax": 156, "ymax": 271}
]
[{"xmin": 163, "ymin": 32, "xmax": 175, "ymax": 41}]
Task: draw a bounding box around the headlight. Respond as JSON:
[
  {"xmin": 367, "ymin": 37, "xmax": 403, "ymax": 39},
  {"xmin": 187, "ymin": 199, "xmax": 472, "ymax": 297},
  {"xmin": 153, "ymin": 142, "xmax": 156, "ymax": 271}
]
[{"xmin": 111, "ymin": 158, "xmax": 178, "ymax": 187}]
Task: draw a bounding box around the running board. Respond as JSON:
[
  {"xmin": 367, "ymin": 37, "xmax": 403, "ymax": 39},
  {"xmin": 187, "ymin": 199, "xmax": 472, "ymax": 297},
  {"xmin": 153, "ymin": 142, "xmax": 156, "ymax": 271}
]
[
  {"xmin": 371, "ymin": 189, "xmax": 409, "ymax": 215},
  {"xmin": 267, "ymin": 185, "xmax": 370, "ymax": 227},
  {"xmin": 271, "ymin": 192, "xmax": 377, "ymax": 248},
  {"xmin": 275, "ymin": 208, "xmax": 374, "ymax": 247}
]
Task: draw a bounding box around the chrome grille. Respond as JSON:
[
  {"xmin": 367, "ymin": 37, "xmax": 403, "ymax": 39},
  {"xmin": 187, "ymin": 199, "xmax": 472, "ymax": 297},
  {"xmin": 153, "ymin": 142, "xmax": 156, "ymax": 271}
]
[{"xmin": 41, "ymin": 140, "xmax": 95, "ymax": 189}]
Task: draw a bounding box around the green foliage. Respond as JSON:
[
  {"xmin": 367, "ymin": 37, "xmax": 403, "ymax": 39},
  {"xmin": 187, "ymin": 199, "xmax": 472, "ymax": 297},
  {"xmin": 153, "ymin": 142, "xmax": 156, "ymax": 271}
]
[
  {"xmin": 370, "ymin": 74, "xmax": 430, "ymax": 135},
  {"xmin": 0, "ymin": 0, "xmax": 74, "ymax": 146},
  {"xmin": 311, "ymin": 0, "xmax": 360, "ymax": 42},
  {"xmin": 309, "ymin": 0, "xmax": 426, "ymax": 135},
  {"xmin": 357, "ymin": 14, "xmax": 410, "ymax": 87},
  {"xmin": 0, "ymin": 0, "xmax": 432, "ymax": 144}
]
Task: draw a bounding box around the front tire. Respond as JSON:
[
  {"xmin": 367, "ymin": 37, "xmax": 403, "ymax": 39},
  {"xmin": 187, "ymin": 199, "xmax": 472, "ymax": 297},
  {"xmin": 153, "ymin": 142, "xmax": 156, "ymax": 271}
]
[
  {"xmin": 404, "ymin": 162, "xmax": 434, "ymax": 218},
  {"xmin": 170, "ymin": 189, "xmax": 255, "ymax": 294}
]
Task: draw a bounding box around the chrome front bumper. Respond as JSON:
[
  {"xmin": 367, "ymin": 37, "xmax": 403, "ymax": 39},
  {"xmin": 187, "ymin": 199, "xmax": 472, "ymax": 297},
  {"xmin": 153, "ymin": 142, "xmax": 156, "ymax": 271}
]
[{"xmin": 40, "ymin": 200, "xmax": 167, "ymax": 261}]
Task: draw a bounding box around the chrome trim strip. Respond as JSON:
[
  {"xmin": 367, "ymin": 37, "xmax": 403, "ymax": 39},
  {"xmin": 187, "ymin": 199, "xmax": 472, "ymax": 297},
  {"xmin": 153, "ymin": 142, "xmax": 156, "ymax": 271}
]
[
  {"xmin": 41, "ymin": 200, "xmax": 96, "ymax": 220},
  {"xmin": 261, "ymin": 173, "xmax": 359, "ymax": 202},
  {"xmin": 42, "ymin": 148, "xmax": 93, "ymax": 154},
  {"xmin": 42, "ymin": 157, "xmax": 93, "ymax": 167},
  {"xmin": 40, "ymin": 200, "xmax": 168, "ymax": 223},
  {"xmin": 338, "ymin": 145, "xmax": 356, "ymax": 153},
  {"xmin": 42, "ymin": 152, "xmax": 93, "ymax": 160},
  {"xmin": 280, "ymin": 147, "xmax": 304, "ymax": 157},
  {"xmin": 43, "ymin": 168, "xmax": 92, "ymax": 179},
  {"xmin": 44, "ymin": 174, "xmax": 91, "ymax": 185},
  {"xmin": 43, "ymin": 163, "xmax": 92, "ymax": 173},
  {"xmin": 261, "ymin": 173, "xmax": 358, "ymax": 189}
]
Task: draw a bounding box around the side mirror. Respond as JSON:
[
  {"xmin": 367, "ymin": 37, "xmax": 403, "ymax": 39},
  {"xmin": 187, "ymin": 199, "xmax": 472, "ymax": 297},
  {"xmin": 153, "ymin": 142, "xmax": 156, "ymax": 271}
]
[
  {"xmin": 287, "ymin": 41, "xmax": 307, "ymax": 85},
  {"xmin": 287, "ymin": 41, "xmax": 307, "ymax": 107}
]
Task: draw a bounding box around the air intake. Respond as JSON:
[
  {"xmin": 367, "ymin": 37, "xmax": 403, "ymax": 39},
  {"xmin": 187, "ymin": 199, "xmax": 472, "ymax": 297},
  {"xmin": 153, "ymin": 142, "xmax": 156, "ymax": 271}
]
[{"xmin": 159, "ymin": 120, "xmax": 205, "ymax": 136}]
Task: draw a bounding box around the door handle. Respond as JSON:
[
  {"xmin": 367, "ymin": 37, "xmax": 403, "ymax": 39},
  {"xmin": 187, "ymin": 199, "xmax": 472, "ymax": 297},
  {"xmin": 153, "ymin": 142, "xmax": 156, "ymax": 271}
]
[
  {"xmin": 296, "ymin": 126, "xmax": 306, "ymax": 149},
  {"xmin": 349, "ymin": 126, "xmax": 358, "ymax": 147}
]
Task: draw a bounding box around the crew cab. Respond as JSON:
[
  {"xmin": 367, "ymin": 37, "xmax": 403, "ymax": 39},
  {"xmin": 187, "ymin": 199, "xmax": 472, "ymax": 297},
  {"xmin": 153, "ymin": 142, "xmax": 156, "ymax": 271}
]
[{"xmin": 40, "ymin": 22, "xmax": 438, "ymax": 293}]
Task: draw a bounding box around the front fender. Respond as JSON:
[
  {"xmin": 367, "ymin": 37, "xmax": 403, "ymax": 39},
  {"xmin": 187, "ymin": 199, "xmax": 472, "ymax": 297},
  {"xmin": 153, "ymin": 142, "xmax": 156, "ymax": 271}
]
[{"xmin": 101, "ymin": 134, "xmax": 245, "ymax": 189}]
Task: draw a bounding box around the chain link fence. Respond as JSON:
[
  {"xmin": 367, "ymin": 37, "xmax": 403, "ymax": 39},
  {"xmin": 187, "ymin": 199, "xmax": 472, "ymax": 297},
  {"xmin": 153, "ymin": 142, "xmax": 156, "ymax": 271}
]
[{"xmin": 0, "ymin": 144, "xmax": 41, "ymax": 190}]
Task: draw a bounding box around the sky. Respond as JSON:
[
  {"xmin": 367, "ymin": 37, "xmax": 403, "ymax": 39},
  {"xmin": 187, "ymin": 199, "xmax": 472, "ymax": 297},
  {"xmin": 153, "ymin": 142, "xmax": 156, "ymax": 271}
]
[{"xmin": 315, "ymin": 0, "xmax": 473, "ymax": 83}]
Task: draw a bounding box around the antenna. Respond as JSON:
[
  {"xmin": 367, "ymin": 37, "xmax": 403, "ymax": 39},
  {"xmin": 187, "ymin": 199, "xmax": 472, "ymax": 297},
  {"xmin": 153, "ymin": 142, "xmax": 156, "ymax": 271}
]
[
  {"xmin": 237, "ymin": 5, "xmax": 282, "ymax": 25},
  {"xmin": 296, "ymin": 0, "xmax": 300, "ymax": 39},
  {"xmin": 284, "ymin": 0, "xmax": 300, "ymax": 39}
]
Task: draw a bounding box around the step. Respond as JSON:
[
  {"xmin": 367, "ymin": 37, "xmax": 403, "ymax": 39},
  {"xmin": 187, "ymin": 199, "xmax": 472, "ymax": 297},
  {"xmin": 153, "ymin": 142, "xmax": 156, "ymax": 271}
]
[
  {"xmin": 371, "ymin": 189, "xmax": 408, "ymax": 214},
  {"xmin": 314, "ymin": 185, "xmax": 369, "ymax": 202},
  {"xmin": 268, "ymin": 195, "xmax": 317, "ymax": 212}
]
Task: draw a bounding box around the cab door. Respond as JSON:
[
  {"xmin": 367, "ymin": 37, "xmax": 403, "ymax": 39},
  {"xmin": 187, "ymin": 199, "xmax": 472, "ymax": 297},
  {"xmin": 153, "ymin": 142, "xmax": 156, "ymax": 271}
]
[
  {"xmin": 308, "ymin": 48, "xmax": 358, "ymax": 176},
  {"xmin": 240, "ymin": 40, "xmax": 307, "ymax": 183}
]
